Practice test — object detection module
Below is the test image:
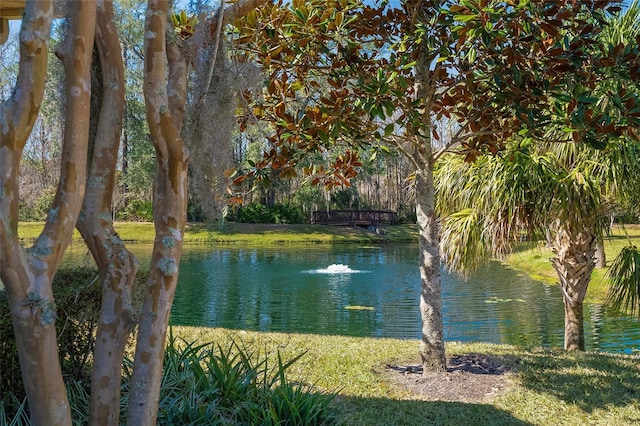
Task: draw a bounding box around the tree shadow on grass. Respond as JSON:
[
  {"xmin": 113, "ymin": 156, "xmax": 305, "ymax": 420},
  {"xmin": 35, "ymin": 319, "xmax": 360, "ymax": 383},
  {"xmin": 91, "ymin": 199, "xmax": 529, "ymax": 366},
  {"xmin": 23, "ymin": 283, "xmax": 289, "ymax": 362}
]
[
  {"xmin": 338, "ymin": 396, "xmax": 532, "ymax": 426},
  {"xmin": 516, "ymin": 349, "xmax": 640, "ymax": 412}
]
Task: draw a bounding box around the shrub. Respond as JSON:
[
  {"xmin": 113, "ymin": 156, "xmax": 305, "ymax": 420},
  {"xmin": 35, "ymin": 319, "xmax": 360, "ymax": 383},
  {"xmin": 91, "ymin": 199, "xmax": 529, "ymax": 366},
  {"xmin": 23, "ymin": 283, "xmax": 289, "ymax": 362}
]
[
  {"xmin": 1, "ymin": 300, "xmax": 335, "ymax": 425},
  {"xmin": 330, "ymin": 189, "xmax": 359, "ymax": 210},
  {"xmin": 0, "ymin": 267, "xmax": 146, "ymax": 422},
  {"xmin": 187, "ymin": 199, "xmax": 208, "ymax": 222},
  {"xmin": 230, "ymin": 202, "xmax": 304, "ymax": 224},
  {"xmin": 116, "ymin": 199, "xmax": 153, "ymax": 222},
  {"xmin": 397, "ymin": 203, "xmax": 417, "ymax": 224},
  {"xmin": 233, "ymin": 202, "xmax": 271, "ymax": 223},
  {"xmin": 269, "ymin": 203, "xmax": 304, "ymax": 224},
  {"xmin": 18, "ymin": 189, "xmax": 56, "ymax": 221}
]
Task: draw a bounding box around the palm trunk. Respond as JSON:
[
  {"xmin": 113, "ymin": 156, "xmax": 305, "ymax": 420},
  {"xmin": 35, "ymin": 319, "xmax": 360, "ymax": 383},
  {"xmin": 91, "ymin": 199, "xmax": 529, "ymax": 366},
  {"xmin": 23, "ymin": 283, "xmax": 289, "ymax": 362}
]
[
  {"xmin": 549, "ymin": 225, "xmax": 596, "ymax": 351},
  {"xmin": 416, "ymin": 167, "xmax": 446, "ymax": 372},
  {"xmin": 563, "ymin": 297, "xmax": 585, "ymax": 351}
]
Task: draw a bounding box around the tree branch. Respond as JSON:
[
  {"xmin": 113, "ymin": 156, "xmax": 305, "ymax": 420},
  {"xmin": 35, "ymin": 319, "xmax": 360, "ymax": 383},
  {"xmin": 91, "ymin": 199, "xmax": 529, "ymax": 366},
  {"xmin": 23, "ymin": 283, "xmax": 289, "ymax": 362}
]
[
  {"xmin": 40, "ymin": 0, "xmax": 96, "ymax": 269},
  {"xmin": 222, "ymin": 0, "xmax": 269, "ymax": 25}
]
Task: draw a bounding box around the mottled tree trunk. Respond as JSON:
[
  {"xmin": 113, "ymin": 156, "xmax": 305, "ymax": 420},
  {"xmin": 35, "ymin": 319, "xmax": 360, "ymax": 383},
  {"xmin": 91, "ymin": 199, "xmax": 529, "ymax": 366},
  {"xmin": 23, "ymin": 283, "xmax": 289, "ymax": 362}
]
[
  {"xmin": 6, "ymin": 270, "xmax": 70, "ymax": 425},
  {"xmin": 126, "ymin": 1, "xmax": 270, "ymax": 421},
  {"xmin": 73, "ymin": 1, "xmax": 138, "ymax": 424},
  {"xmin": 127, "ymin": 1, "xmax": 189, "ymax": 423},
  {"xmin": 0, "ymin": 3, "xmax": 58, "ymax": 423},
  {"xmin": 549, "ymin": 225, "xmax": 596, "ymax": 351},
  {"xmin": 416, "ymin": 166, "xmax": 446, "ymax": 372},
  {"xmin": 411, "ymin": 20, "xmax": 446, "ymax": 372},
  {"xmin": 0, "ymin": 1, "xmax": 95, "ymax": 424}
]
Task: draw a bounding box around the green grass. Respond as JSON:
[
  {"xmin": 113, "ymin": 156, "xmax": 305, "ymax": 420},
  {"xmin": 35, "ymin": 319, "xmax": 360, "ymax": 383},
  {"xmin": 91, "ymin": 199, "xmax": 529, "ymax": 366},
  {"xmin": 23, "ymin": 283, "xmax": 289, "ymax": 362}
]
[
  {"xmin": 17, "ymin": 222, "xmax": 419, "ymax": 245},
  {"xmin": 173, "ymin": 327, "xmax": 640, "ymax": 426}
]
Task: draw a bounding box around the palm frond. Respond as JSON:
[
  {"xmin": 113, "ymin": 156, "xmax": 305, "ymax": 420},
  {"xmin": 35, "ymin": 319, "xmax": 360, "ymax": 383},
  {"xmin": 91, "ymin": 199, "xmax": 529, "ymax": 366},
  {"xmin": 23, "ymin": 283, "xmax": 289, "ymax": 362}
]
[
  {"xmin": 605, "ymin": 244, "xmax": 640, "ymax": 319},
  {"xmin": 602, "ymin": 0, "xmax": 640, "ymax": 44},
  {"xmin": 440, "ymin": 208, "xmax": 490, "ymax": 277}
]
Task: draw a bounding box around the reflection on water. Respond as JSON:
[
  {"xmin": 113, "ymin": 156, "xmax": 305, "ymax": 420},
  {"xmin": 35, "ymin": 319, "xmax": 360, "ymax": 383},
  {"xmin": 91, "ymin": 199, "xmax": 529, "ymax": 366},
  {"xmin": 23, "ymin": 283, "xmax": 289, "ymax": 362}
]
[{"xmin": 63, "ymin": 242, "xmax": 640, "ymax": 353}]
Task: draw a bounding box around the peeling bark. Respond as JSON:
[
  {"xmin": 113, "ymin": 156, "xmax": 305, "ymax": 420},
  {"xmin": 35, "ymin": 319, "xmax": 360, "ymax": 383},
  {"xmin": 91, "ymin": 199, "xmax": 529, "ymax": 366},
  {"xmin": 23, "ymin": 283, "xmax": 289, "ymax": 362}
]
[
  {"xmin": 0, "ymin": 3, "xmax": 56, "ymax": 422},
  {"xmin": 71, "ymin": 1, "xmax": 138, "ymax": 424},
  {"xmin": 0, "ymin": 1, "xmax": 95, "ymax": 425},
  {"xmin": 127, "ymin": 1, "xmax": 189, "ymax": 423}
]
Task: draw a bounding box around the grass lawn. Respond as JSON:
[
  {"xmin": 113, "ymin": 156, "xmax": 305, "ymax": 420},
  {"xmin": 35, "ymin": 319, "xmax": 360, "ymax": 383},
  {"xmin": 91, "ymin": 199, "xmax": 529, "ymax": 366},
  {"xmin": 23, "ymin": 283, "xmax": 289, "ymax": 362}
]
[
  {"xmin": 173, "ymin": 327, "xmax": 640, "ymax": 426},
  {"xmin": 17, "ymin": 221, "xmax": 419, "ymax": 244}
]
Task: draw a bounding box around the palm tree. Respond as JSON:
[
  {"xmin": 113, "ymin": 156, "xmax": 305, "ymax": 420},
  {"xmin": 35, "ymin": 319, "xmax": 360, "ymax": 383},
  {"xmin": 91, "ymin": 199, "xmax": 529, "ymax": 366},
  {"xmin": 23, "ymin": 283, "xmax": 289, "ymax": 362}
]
[
  {"xmin": 435, "ymin": 1, "xmax": 640, "ymax": 352},
  {"xmin": 436, "ymin": 139, "xmax": 640, "ymax": 351},
  {"xmin": 598, "ymin": 1, "xmax": 640, "ymax": 320}
]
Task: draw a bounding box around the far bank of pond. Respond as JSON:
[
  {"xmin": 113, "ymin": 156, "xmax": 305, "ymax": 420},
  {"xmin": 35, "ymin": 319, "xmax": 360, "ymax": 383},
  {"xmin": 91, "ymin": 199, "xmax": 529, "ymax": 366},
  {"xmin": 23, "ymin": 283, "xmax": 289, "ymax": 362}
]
[{"xmin": 17, "ymin": 221, "xmax": 420, "ymax": 245}]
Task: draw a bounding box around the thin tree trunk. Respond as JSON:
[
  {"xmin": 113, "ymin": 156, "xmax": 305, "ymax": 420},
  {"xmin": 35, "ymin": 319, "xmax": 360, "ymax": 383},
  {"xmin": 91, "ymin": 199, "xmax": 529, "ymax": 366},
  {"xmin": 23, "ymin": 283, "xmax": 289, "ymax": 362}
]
[
  {"xmin": 126, "ymin": 1, "xmax": 269, "ymax": 421},
  {"xmin": 127, "ymin": 1, "xmax": 189, "ymax": 423},
  {"xmin": 73, "ymin": 1, "xmax": 137, "ymax": 424},
  {"xmin": 549, "ymin": 225, "xmax": 596, "ymax": 351},
  {"xmin": 1, "ymin": 1, "xmax": 95, "ymax": 424},
  {"xmin": 0, "ymin": 3, "xmax": 59, "ymax": 423},
  {"xmin": 411, "ymin": 13, "xmax": 446, "ymax": 372},
  {"xmin": 595, "ymin": 237, "xmax": 606, "ymax": 268}
]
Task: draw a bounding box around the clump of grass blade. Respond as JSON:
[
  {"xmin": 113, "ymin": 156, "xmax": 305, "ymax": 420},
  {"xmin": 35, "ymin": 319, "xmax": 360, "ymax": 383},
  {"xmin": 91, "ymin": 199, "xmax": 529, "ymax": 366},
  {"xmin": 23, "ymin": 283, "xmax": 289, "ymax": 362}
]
[
  {"xmin": 66, "ymin": 380, "xmax": 91, "ymax": 426},
  {"xmin": 0, "ymin": 395, "xmax": 29, "ymax": 426},
  {"xmin": 122, "ymin": 330, "xmax": 336, "ymax": 425},
  {"xmin": 2, "ymin": 331, "xmax": 336, "ymax": 425},
  {"xmin": 257, "ymin": 352, "xmax": 338, "ymax": 425}
]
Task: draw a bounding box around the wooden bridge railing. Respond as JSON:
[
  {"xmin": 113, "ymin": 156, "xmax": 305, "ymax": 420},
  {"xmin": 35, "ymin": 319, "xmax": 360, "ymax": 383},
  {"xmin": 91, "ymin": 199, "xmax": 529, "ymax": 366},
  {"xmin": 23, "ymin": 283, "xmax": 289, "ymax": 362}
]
[{"xmin": 311, "ymin": 210, "xmax": 398, "ymax": 226}]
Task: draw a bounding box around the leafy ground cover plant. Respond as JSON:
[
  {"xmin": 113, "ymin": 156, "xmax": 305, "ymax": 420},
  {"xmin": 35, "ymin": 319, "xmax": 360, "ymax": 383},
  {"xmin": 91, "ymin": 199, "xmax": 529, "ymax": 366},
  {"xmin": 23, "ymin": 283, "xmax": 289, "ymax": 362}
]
[
  {"xmin": 1, "ymin": 332, "xmax": 336, "ymax": 425},
  {"xmin": 143, "ymin": 332, "xmax": 337, "ymax": 425}
]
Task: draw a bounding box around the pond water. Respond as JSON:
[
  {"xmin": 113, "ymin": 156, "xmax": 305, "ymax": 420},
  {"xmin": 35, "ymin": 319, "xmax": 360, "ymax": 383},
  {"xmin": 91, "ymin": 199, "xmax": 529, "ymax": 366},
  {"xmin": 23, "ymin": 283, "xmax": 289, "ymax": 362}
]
[
  {"xmin": 60, "ymin": 242, "xmax": 639, "ymax": 353},
  {"xmin": 159, "ymin": 244, "xmax": 639, "ymax": 354}
]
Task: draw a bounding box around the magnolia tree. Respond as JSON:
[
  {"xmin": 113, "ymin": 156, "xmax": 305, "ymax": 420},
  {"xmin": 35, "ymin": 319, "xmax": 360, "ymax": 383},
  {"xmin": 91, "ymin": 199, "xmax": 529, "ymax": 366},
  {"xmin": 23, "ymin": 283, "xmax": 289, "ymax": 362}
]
[
  {"xmin": 235, "ymin": 0, "xmax": 640, "ymax": 371},
  {"xmin": 0, "ymin": 0, "xmax": 265, "ymax": 424}
]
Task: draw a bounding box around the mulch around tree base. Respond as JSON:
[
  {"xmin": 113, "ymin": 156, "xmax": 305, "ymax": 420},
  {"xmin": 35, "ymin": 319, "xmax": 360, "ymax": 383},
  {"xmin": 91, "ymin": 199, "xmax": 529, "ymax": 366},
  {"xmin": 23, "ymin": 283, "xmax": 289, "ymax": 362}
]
[{"xmin": 383, "ymin": 353, "xmax": 517, "ymax": 403}]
